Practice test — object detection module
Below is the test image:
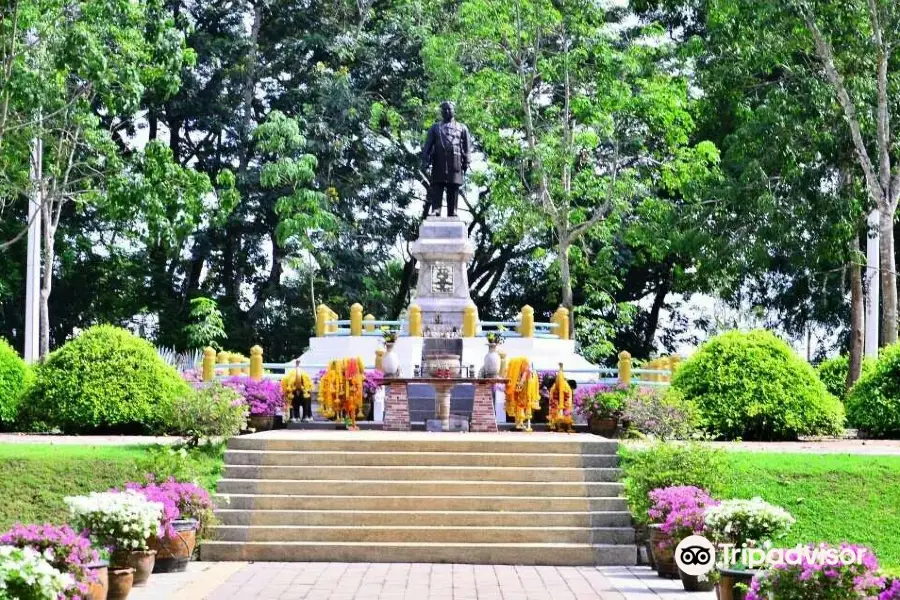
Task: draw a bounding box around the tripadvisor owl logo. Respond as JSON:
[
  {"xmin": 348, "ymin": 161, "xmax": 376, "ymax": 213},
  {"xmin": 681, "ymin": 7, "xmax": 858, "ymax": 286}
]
[{"xmin": 675, "ymin": 535, "xmax": 716, "ymax": 576}]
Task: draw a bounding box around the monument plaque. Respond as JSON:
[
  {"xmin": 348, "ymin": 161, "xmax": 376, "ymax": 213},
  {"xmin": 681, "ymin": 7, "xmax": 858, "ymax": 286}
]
[{"xmin": 409, "ymin": 217, "xmax": 474, "ymax": 328}]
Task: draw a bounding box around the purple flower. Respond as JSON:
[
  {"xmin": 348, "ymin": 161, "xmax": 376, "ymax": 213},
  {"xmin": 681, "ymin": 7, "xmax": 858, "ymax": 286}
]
[
  {"xmin": 222, "ymin": 376, "xmax": 284, "ymax": 416},
  {"xmin": 881, "ymin": 579, "xmax": 900, "ymax": 600},
  {"xmin": 648, "ymin": 486, "xmax": 717, "ymax": 549},
  {"xmin": 0, "ymin": 523, "xmax": 99, "ymax": 597},
  {"xmin": 115, "ymin": 478, "xmax": 212, "ymax": 539}
]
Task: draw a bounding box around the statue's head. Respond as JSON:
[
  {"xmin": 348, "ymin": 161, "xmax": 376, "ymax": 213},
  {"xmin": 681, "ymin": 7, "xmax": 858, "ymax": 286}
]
[{"xmin": 440, "ymin": 101, "xmax": 455, "ymax": 121}]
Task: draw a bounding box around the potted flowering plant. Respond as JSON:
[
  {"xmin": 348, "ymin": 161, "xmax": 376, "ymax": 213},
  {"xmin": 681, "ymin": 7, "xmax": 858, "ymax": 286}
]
[
  {"xmin": 647, "ymin": 486, "xmax": 717, "ymax": 579},
  {"xmin": 0, "ymin": 545, "xmax": 75, "ymax": 600},
  {"xmin": 223, "ymin": 375, "xmax": 283, "ymax": 431},
  {"xmin": 747, "ymin": 543, "xmax": 887, "ymax": 600},
  {"xmin": 123, "ymin": 479, "xmax": 213, "ymax": 573},
  {"xmin": 0, "ymin": 524, "xmax": 101, "ymax": 600},
  {"xmin": 704, "ymin": 497, "xmax": 795, "ymax": 600},
  {"xmin": 575, "ymin": 383, "xmax": 630, "ymax": 436},
  {"xmin": 66, "ymin": 490, "xmax": 163, "ymax": 588},
  {"xmin": 361, "ymin": 369, "xmax": 384, "ymax": 420}
]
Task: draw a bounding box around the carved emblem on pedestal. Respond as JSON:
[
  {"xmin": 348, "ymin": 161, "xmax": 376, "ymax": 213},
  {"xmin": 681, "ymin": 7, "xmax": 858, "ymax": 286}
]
[{"xmin": 431, "ymin": 263, "xmax": 454, "ymax": 294}]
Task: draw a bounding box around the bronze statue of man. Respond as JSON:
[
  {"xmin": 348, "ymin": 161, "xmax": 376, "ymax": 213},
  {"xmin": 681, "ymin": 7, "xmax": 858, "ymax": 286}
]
[{"xmin": 421, "ymin": 101, "xmax": 471, "ymax": 218}]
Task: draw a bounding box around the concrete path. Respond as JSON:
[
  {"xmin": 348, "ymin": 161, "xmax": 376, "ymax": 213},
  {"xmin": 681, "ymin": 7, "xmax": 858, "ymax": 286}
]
[{"xmin": 129, "ymin": 562, "xmax": 715, "ymax": 599}]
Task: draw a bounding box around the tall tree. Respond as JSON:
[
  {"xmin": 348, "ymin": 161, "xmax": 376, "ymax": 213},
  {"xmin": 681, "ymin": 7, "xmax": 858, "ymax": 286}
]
[{"xmin": 424, "ymin": 0, "xmax": 717, "ymax": 334}]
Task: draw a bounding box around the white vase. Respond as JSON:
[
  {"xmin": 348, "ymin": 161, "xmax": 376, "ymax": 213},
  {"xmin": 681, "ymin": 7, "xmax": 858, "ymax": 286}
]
[
  {"xmin": 482, "ymin": 344, "xmax": 501, "ymax": 378},
  {"xmin": 382, "ymin": 343, "xmax": 400, "ymax": 376}
]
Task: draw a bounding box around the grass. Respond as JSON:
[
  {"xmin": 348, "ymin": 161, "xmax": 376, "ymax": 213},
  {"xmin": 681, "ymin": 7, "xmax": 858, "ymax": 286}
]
[
  {"xmin": 0, "ymin": 443, "xmax": 224, "ymax": 530},
  {"xmin": 719, "ymin": 452, "xmax": 900, "ymax": 574}
]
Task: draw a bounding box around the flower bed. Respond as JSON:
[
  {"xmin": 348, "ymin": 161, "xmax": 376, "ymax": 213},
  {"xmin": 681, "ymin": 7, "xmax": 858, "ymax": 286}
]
[
  {"xmin": 0, "ymin": 545, "xmax": 74, "ymax": 599},
  {"xmin": 222, "ymin": 376, "xmax": 283, "ymax": 416},
  {"xmin": 0, "ymin": 523, "xmax": 98, "ymax": 599}
]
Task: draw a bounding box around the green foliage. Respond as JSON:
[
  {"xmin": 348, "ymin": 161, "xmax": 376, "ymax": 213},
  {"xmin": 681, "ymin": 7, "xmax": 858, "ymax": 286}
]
[
  {"xmin": 167, "ymin": 384, "xmax": 248, "ymax": 447},
  {"xmin": 183, "ymin": 297, "xmax": 227, "ymax": 351},
  {"xmin": 720, "ymin": 452, "xmax": 900, "ymax": 574},
  {"xmin": 0, "ymin": 339, "xmax": 31, "ymax": 428},
  {"xmin": 135, "ymin": 443, "xmax": 226, "ymax": 492},
  {"xmin": 846, "ymin": 343, "xmax": 900, "ymax": 438},
  {"xmin": 20, "ymin": 326, "xmax": 191, "ymax": 434},
  {"xmin": 816, "ymin": 355, "xmax": 875, "ymax": 400},
  {"xmin": 673, "ymin": 330, "xmax": 845, "ymax": 440},
  {"xmin": 618, "ymin": 441, "xmax": 726, "ymax": 525},
  {"xmin": 0, "ymin": 443, "xmax": 224, "ymax": 530}
]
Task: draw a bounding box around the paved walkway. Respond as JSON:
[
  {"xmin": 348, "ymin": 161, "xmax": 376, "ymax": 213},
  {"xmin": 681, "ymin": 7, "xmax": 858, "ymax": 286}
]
[{"xmin": 130, "ymin": 563, "xmax": 715, "ymax": 600}]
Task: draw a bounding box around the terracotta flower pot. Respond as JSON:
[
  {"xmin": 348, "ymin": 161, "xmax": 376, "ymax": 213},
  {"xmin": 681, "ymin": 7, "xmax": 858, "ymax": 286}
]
[
  {"xmin": 85, "ymin": 562, "xmax": 109, "ymax": 600},
  {"xmin": 107, "ymin": 567, "xmax": 134, "ymax": 600},
  {"xmin": 589, "ymin": 416, "xmax": 618, "ymax": 437},
  {"xmin": 648, "ymin": 524, "xmax": 679, "ymax": 578},
  {"xmin": 716, "ymin": 567, "xmax": 759, "ymax": 600},
  {"xmin": 149, "ymin": 519, "xmax": 198, "ymax": 573},
  {"xmin": 111, "ymin": 550, "xmax": 156, "ymax": 587},
  {"xmin": 248, "ymin": 414, "xmax": 275, "ymax": 431},
  {"xmin": 680, "ymin": 568, "xmax": 715, "ymax": 592}
]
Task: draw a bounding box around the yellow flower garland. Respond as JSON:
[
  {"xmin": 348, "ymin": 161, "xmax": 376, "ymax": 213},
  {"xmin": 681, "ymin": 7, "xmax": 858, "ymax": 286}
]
[
  {"xmin": 548, "ymin": 364, "xmax": 573, "ymax": 433},
  {"xmin": 505, "ymin": 357, "xmax": 540, "ymax": 431},
  {"xmin": 281, "ymin": 370, "xmax": 313, "ymax": 415},
  {"xmin": 316, "ymin": 357, "xmax": 366, "ymax": 427}
]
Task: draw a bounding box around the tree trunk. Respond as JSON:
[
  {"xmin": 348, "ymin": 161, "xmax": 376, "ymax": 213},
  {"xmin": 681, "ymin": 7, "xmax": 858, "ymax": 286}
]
[
  {"xmin": 848, "ymin": 233, "xmax": 864, "ymax": 389},
  {"xmin": 879, "ymin": 208, "xmax": 897, "ymax": 344},
  {"xmin": 558, "ymin": 236, "xmax": 574, "ymax": 338},
  {"xmin": 39, "ymin": 204, "xmax": 54, "ymax": 358}
]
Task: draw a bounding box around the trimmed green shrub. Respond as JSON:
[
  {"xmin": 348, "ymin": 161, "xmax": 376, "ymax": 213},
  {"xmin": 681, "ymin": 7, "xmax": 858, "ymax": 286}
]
[
  {"xmin": 672, "ymin": 330, "xmax": 844, "ymax": 440},
  {"xmin": 0, "ymin": 338, "xmax": 32, "ymax": 428},
  {"xmin": 619, "ymin": 441, "xmax": 726, "ymax": 525},
  {"xmin": 846, "ymin": 343, "xmax": 900, "ymax": 438},
  {"xmin": 21, "ymin": 325, "xmax": 191, "ymax": 434},
  {"xmin": 816, "ymin": 355, "xmax": 875, "ymax": 400},
  {"xmin": 168, "ymin": 383, "xmax": 248, "ymax": 447}
]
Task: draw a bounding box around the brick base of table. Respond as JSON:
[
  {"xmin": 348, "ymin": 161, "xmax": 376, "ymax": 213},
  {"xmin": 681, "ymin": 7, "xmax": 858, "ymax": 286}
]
[{"xmin": 382, "ymin": 378, "xmax": 502, "ymax": 432}]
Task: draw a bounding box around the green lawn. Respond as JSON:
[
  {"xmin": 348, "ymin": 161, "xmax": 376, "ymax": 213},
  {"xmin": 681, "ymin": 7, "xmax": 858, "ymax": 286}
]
[
  {"xmin": 0, "ymin": 443, "xmax": 224, "ymax": 530},
  {"xmin": 719, "ymin": 452, "xmax": 900, "ymax": 574}
]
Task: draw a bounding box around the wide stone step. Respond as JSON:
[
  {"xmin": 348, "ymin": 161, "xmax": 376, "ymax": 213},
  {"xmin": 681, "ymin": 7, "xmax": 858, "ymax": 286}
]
[
  {"xmin": 210, "ymin": 525, "xmax": 637, "ymax": 545},
  {"xmin": 222, "ymin": 465, "xmax": 622, "ymax": 482},
  {"xmin": 224, "ymin": 450, "xmax": 619, "ymax": 468},
  {"xmin": 214, "ymin": 509, "xmax": 633, "ymax": 528},
  {"xmin": 216, "ymin": 479, "xmax": 623, "ymax": 497},
  {"xmin": 217, "ymin": 494, "xmax": 629, "ymax": 512},
  {"xmin": 200, "ymin": 541, "xmax": 638, "ymax": 566},
  {"xmin": 227, "ymin": 436, "xmax": 619, "ymax": 455}
]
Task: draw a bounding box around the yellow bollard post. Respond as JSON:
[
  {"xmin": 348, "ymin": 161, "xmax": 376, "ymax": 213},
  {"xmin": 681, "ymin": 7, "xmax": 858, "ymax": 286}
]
[
  {"xmin": 250, "ymin": 346, "xmax": 263, "ymax": 381},
  {"xmin": 216, "ymin": 351, "xmax": 229, "ymax": 378},
  {"xmin": 350, "ymin": 303, "xmax": 363, "ymax": 336},
  {"xmin": 375, "ymin": 348, "xmax": 385, "ymax": 371},
  {"xmin": 556, "ymin": 306, "xmax": 569, "ymax": 340},
  {"xmin": 409, "ymin": 304, "xmax": 422, "ymax": 337},
  {"xmin": 618, "ymin": 351, "xmax": 632, "ymax": 386},
  {"xmin": 228, "ymin": 352, "xmax": 241, "ymax": 376},
  {"xmin": 667, "ymin": 355, "xmax": 680, "ymax": 383},
  {"xmin": 202, "ymin": 347, "xmax": 216, "ymax": 382},
  {"xmin": 328, "ymin": 309, "xmax": 338, "ymax": 333},
  {"xmin": 316, "ymin": 304, "xmax": 329, "ymax": 337},
  {"xmin": 520, "ymin": 305, "xmax": 535, "ymax": 338},
  {"xmin": 364, "ymin": 314, "xmax": 375, "ymax": 333},
  {"xmin": 463, "ymin": 305, "xmax": 477, "ymax": 338},
  {"xmin": 499, "ymin": 351, "xmax": 508, "ymax": 378}
]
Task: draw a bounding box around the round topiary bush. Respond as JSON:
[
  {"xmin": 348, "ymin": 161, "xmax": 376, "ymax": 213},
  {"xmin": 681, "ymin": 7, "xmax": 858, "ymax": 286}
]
[
  {"xmin": 672, "ymin": 329, "xmax": 845, "ymax": 440},
  {"xmin": 845, "ymin": 343, "xmax": 900, "ymax": 438},
  {"xmin": 21, "ymin": 325, "xmax": 191, "ymax": 434},
  {"xmin": 0, "ymin": 338, "xmax": 32, "ymax": 428},
  {"xmin": 816, "ymin": 355, "xmax": 875, "ymax": 400}
]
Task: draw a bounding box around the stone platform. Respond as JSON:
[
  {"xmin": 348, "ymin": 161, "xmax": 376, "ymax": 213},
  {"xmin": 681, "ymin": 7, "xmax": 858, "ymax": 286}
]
[{"xmin": 201, "ymin": 431, "xmax": 637, "ymax": 566}]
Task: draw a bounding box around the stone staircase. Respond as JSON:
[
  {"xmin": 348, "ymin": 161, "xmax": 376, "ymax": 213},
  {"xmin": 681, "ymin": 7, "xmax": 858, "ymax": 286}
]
[{"xmin": 201, "ymin": 431, "xmax": 637, "ymax": 565}]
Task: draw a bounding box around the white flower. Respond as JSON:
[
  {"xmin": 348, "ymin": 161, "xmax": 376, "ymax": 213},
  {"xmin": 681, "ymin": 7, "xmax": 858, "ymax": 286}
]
[
  {"xmin": 0, "ymin": 545, "xmax": 72, "ymax": 599},
  {"xmin": 65, "ymin": 491, "xmax": 163, "ymax": 551}
]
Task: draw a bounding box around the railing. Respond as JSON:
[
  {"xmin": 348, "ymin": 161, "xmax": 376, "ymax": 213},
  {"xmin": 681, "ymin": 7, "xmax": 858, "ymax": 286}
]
[{"xmin": 315, "ymin": 303, "xmax": 571, "ymax": 340}]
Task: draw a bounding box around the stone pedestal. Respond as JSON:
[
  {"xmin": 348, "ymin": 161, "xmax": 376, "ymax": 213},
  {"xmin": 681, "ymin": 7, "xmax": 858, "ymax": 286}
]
[
  {"xmin": 409, "ymin": 217, "xmax": 474, "ymax": 329},
  {"xmin": 382, "ymin": 378, "xmax": 501, "ymax": 433}
]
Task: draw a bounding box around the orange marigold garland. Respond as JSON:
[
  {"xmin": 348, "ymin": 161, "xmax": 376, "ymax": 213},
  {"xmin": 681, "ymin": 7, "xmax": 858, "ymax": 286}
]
[
  {"xmin": 505, "ymin": 357, "xmax": 541, "ymax": 431},
  {"xmin": 548, "ymin": 363, "xmax": 574, "ymax": 433},
  {"xmin": 316, "ymin": 357, "xmax": 365, "ymax": 429}
]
